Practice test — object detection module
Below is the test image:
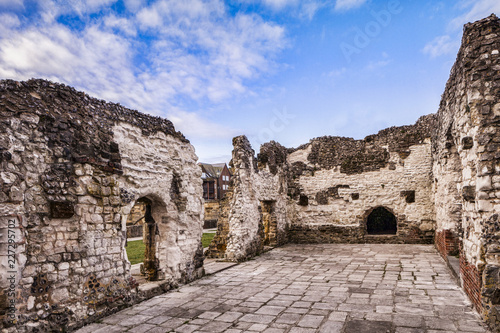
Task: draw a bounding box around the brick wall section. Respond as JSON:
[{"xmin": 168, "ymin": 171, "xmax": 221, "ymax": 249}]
[
  {"xmin": 435, "ymin": 230, "xmax": 459, "ymax": 258},
  {"xmin": 460, "ymin": 252, "xmax": 483, "ymax": 313}
]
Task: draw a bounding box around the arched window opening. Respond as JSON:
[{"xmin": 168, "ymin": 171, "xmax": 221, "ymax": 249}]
[{"xmin": 366, "ymin": 207, "xmax": 397, "ymax": 235}]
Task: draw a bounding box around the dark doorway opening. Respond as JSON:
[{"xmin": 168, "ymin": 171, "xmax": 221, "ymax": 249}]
[{"xmin": 366, "ymin": 207, "xmax": 397, "ymax": 235}]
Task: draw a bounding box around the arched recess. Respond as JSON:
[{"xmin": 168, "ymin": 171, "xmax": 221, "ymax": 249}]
[{"xmin": 366, "ymin": 206, "xmax": 397, "ymax": 235}]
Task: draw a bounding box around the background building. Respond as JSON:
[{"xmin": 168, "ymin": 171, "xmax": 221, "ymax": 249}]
[{"xmin": 199, "ymin": 162, "xmax": 232, "ymax": 201}]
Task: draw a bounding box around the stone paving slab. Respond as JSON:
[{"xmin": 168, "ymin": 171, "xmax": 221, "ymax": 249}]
[{"xmin": 75, "ymin": 244, "xmax": 492, "ymax": 332}]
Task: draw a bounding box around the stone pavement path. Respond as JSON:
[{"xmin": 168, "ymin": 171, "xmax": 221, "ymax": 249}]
[{"xmin": 75, "ymin": 244, "xmax": 491, "ymax": 333}]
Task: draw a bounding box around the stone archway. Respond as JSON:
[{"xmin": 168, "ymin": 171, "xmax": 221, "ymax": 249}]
[{"xmin": 366, "ymin": 206, "xmax": 397, "ymax": 235}]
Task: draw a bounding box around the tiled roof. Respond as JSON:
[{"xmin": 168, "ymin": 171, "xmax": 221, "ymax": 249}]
[{"xmin": 199, "ymin": 162, "xmax": 227, "ymax": 179}]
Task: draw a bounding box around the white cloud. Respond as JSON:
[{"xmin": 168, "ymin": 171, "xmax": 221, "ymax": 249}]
[
  {"xmin": 0, "ymin": 0, "xmax": 23, "ymax": 9},
  {"xmin": 300, "ymin": 1, "xmax": 324, "ymax": 20},
  {"xmin": 261, "ymin": 0, "xmax": 298, "ymax": 10},
  {"xmin": 365, "ymin": 59, "xmax": 391, "ymax": 71},
  {"xmin": 334, "ymin": 0, "xmax": 367, "ymax": 12},
  {"xmin": 124, "ymin": 0, "xmax": 145, "ymax": 12},
  {"xmin": 132, "ymin": 0, "xmax": 286, "ymax": 102},
  {"xmin": 136, "ymin": 7, "xmax": 163, "ymax": 29},
  {"xmin": 450, "ymin": 0, "xmax": 500, "ymax": 30},
  {"xmin": 169, "ymin": 109, "xmax": 240, "ymax": 139},
  {"xmin": 103, "ymin": 15, "xmax": 137, "ymax": 36},
  {"xmin": 34, "ymin": 0, "xmax": 120, "ymax": 23},
  {"xmin": 238, "ymin": 0, "xmax": 325, "ymax": 20},
  {"xmin": 422, "ymin": 0, "xmax": 497, "ymax": 60},
  {"xmin": 422, "ymin": 35, "xmax": 459, "ymax": 58},
  {"xmin": 0, "ymin": 0, "xmax": 287, "ymax": 143},
  {"xmin": 0, "ymin": 14, "xmax": 21, "ymax": 35}
]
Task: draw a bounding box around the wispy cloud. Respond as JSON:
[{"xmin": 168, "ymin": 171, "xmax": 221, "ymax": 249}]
[
  {"xmin": 0, "ymin": 13, "xmax": 20, "ymax": 34},
  {"xmin": 300, "ymin": 1, "xmax": 326, "ymax": 20},
  {"xmin": 365, "ymin": 59, "xmax": 391, "ymax": 71},
  {"xmin": 450, "ymin": 0, "xmax": 500, "ymax": 30},
  {"xmin": 261, "ymin": 0, "xmax": 299, "ymax": 10},
  {"xmin": 0, "ymin": 0, "xmax": 287, "ymax": 141},
  {"xmin": 169, "ymin": 109, "xmax": 241, "ymax": 140},
  {"xmin": 124, "ymin": 0, "xmax": 145, "ymax": 12},
  {"xmin": 0, "ymin": 0, "xmax": 24, "ymax": 9},
  {"xmin": 240, "ymin": 0, "xmax": 327, "ymax": 20},
  {"xmin": 334, "ymin": 0, "xmax": 367, "ymax": 12},
  {"xmin": 322, "ymin": 68, "xmax": 346, "ymax": 82},
  {"xmin": 422, "ymin": 0, "xmax": 498, "ymax": 59},
  {"xmin": 422, "ymin": 35, "xmax": 460, "ymax": 58}
]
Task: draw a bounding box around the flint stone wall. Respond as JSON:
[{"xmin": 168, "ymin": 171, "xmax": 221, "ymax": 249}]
[
  {"xmin": 0, "ymin": 79, "xmax": 204, "ymax": 332},
  {"xmin": 205, "ymin": 137, "xmax": 289, "ymax": 261},
  {"xmin": 207, "ymin": 117, "xmax": 436, "ymax": 259},
  {"xmin": 432, "ymin": 14, "xmax": 500, "ymax": 330},
  {"xmin": 287, "ymin": 115, "xmax": 436, "ymax": 244}
]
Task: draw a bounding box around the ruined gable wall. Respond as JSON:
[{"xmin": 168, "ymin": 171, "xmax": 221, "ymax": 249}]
[
  {"xmin": 0, "ymin": 79, "xmax": 203, "ymax": 331},
  {"xmin": 432, "ymin": 14, "xmax": 500, "ymax": 328},
  {"xmin": 287, "ymin": 115, "xmax": 436, "ymax": 244},
  {"xmin": 206, "ymin": 136, "xmax": 289, "ymax": 261}
]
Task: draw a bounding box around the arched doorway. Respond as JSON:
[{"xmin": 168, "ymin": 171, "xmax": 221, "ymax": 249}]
[
  {"xmin": 125, "ymin": 197, "xmax": 159, "ymax": 282},
  {"xmin": 366, "ymin": 207, "xmax": 397, "ymax": 235}
]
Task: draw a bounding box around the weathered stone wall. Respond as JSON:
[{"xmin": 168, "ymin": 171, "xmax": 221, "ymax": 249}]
[
  {"xmin": 432, "ymin": 14, "xmax": 500, "ymax": 330},
  {"xmin": 287, "ymin": 115, "xmax": 436, "ymax": 244},
  {"xmin": 203, "ymin": 200, "xmax": 219, "ymax": 229},
  {"xmin": 0, "ymin": 79, "xmax": 204, "ymax": 331},
  {"xmin": 206, "ymin": 137, "xmax": 289, "ymax": 261},
  {"xmin": 207, "ymin": 120, "xmax": 436, "ymax": 260}
]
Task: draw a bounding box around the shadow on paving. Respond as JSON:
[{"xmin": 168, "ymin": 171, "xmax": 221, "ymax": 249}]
[{"xmin": 75, "ymin": 244, "xmax": 491, "ymax": 333}]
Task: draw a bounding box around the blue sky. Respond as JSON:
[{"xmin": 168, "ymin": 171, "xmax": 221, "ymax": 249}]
[{"xmin": 0, "ymin": 0, "xmax": 499, "ymax": 163}]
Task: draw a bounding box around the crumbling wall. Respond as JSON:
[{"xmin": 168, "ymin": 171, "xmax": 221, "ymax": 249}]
[
  {"xmin": 207, "ymin": 116, "xmax": 436, "ymax": 260},
  {"xmin": 205, "ymin": 136, "xmax": 289, "ymax": 261},
  {"xmin": 0, "ymin": 79, "xmax": 204, "ymax": 332},
  {"xmin": 287, "ymin": 115, "xmax": 436, "ymax": 244},
  {"xmin": 432, "ymin": 14, "xmax": 500, "ymax": 330}
]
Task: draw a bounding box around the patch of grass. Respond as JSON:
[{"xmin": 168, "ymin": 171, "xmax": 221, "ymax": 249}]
[
  {"xmin": 202, "ymin": 233, "xmax": 215, "ymax": 248},
  {"xmin": 127, "ymin": 234, "xmax": 216, "ymax": 263},
  {"xmin": 126, "ymin": 239, "xmax": 145, "ymax": 265}
]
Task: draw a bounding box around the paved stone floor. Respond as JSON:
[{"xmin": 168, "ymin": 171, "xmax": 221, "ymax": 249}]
[{"xmin": 75, "ymin": 244, "xmax": 491, "ymax": 333}]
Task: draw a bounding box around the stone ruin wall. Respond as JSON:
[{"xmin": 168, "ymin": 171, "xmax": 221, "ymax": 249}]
[
  {"xmin": 0, "ymin": 79, "xmax": 204, "ymax": 332},
  {"xmin": 206, "ymin": 136, "xmax": 289, "ymax": 261},
  {"xmin": 286, "ymin": 115, "xmax": 436, "ymax": 244},
  {"xmin": 432, "ymin": 15, "xmax": 500, "ymax": 330},
  {"xmin": 207, "ymin": 115, "xmax": 437, "ymax": 259}
]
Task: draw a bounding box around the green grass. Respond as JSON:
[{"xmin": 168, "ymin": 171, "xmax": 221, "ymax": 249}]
[
  {"xmin": 202, "ymin": 233, "xmax": 215, "ymax": 248},
  {"xmin": 126, "ymin": 233, "xmax": 216, "ymax": 264},
  {"xmin": 126, "ymin": 239, "xmax": 145, "ymax": 265}
]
